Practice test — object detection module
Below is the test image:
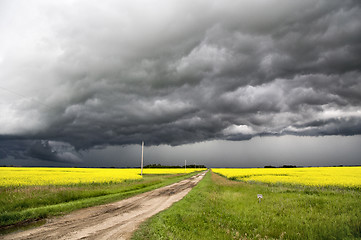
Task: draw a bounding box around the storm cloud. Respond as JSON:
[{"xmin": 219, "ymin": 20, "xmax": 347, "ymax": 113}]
[{"xmin": 0, "ymin": 0, "xmax": 360, "ymax": 163}]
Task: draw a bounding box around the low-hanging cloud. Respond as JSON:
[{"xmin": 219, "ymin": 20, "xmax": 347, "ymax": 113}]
[
  {"xmin": 0, "ymin": 139, "xmax": 82, "ymax": 163},
  {"xmin": 26, "ymin": 140, "xmax": 83, "ymax": 163},
  {"xmin": 0, "ymin": 0, "xmax": 360, "ymax": 162}
]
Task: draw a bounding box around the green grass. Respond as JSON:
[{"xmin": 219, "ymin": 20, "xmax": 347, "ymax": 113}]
[
  {"xmin": 133, "ymin": 171, "xmax": 361, "ymax": 240},
  {"xmin": 0, "ymin": 171, "xmax": 201, "ymax": 232}
]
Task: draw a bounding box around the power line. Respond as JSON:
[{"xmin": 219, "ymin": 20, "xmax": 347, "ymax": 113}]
[{"xmin": 0, "ymin": 86, "xmax": 52, "ymax": 109}]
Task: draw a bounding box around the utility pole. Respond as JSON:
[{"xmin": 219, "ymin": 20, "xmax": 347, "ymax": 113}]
[
  {"xmin": 185, "ymin": 159, "xmax": 186, "ymax": 172},
  {"xmin": 141, "ymin": 141, "xmax": 144, "ymax": 176}
]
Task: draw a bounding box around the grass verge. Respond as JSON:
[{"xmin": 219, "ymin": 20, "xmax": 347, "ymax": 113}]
[
  {"xmin": 133, "ymin": 170, "xmax": 361, "ymax": 240},
  {"xmin": 0, "ymin": 171, "xmax": 201, "ymax": 234}
]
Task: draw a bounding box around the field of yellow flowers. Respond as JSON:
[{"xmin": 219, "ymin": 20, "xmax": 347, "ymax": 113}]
[
  {"xmin": 0, "ymin": 167, "xmax": 204, "ymax": 228},
  {"xmin": 0, "ymin": 167, "xmax": 203, "ymax": 187},
  {"xmin": 212, "ymin": 166, "xmax": 361, "ymax": 188},
  {"xmin": 134, "ymin": 170, "xmax": 361, "ymax": 240}
]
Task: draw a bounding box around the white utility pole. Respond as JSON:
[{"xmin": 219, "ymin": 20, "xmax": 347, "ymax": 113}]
[
  {"xmin": 185, "ymin": 160, "xmax": 186, "ymax": 172},
  {"xmin": 141, "ymin": 141, "xmax": 144, "ymax": 176}
]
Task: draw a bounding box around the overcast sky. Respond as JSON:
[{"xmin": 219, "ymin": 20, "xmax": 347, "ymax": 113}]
[{"xmin": 0, "ymin": 0, "xmax": 360, "ymax": 167}]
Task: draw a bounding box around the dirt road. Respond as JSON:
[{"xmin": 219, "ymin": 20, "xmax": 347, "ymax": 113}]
[{"xmin": 3, "ymin": 171, "xmax": 206, "ymax": 240}]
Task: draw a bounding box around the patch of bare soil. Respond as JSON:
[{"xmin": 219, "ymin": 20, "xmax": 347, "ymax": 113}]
[
  {"xmin": 211, "ymin": 170, "xmax": 244, "ymax": 186},
  {"xmin": 2, "ymin": 171, "xmax": 207, "ymax": 240}
]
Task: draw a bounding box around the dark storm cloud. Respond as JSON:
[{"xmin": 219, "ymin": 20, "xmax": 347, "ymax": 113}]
[
  {"xmin": 0, "ymin": 140, "xmax": 28, "ymax": 160},
  {"xmin": 26, "ymin": 140, "xmax": 82, "ymax": 163},
  {"xmin": 0, "ymin": 140, "xmax": 82, "ymax": 163},
  {"xmin": 0, "ymin": 0, "xmax": 360, "ymax": 159}
]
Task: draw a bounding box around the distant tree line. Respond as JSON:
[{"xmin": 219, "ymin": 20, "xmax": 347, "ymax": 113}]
[
  {"xmin": 264, "ymin": 164, "xmax": 353, "ymax": 168},
  {"xmin": 264, "ymin": 165, "xmax": 297, "ymax": 168},
  {"xmin": 144, "ymin": 164, "xmax": 206, "ymax": 168}
]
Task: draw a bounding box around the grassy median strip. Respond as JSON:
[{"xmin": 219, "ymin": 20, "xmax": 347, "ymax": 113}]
[
  {"xmin": 0, "ymin": 171, "xmax": 201, "ymax": 233},
  {"xmin": 133, "ymin": 170, "xmax": 361, "ymax": 240}
]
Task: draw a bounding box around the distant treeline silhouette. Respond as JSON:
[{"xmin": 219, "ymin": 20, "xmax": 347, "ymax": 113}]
[
  {"xmin": 144, "ymin": 164, "xmax": 206, "ymax": 168},
  {"xmin": 264, "ymin": 165, "xmax": 297, "ymax": 168}
]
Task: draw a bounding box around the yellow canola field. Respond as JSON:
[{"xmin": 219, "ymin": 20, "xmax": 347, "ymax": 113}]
[
  {"xmin": 212, "ymin": 167, "xmax": 361, "ymax": 188},
  {"xmin": 0, "ymin": 167, "xmax": 142, "ymax": 187},
  {"xmin": 0, "ymin": 167, "xmax": 204, "ymax": 187}
]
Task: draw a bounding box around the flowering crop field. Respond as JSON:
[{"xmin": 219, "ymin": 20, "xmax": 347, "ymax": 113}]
[
  {"xmin": 0, "ymin": 167, "xmax": 142, "ymax": 187},
  {"xmin": 134, "ymin": 171, "xmax": 361, "ymax": 240},
  {"xmin": 212, "ymin": 166, "xmax": 361, "ymax": 188},
  {"xmin": 0, "ymin": 168, "xmax": 203, "ymax": 228},
  {"xmin": 142, "ymin": 168, "xmax": 206, "ymax": 175},
  {"xmin": 0, "ymin": 167, "xmax": 204, "ymax": 187}
]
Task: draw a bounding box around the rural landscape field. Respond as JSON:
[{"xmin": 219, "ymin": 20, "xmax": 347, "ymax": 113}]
[
  {"xmin": 1, "ymin": 166, "xmax": 360, "ymax": 239},
  {"xmin": 0, "ymin": 167, "xmax": 204, "ymax": 231},
  {"xmin": 1, "ymin": 0, "xmax": 361, "ymax": 239},
  {"xmin": 0, "ymin": 167, "xmax": 204, "ymax": 186},
  {"xmin": 134, "ymin": 167, "xmax": 361, "ymax": 239},
  {"xmin": 212, "ymin": 167, "xmax": 361, "ymax": 188}
]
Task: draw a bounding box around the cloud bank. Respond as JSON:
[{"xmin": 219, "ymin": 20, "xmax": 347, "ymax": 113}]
[{"xmin": 0, "ymin": 0, "xmax": 360, "ymax": 162}]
